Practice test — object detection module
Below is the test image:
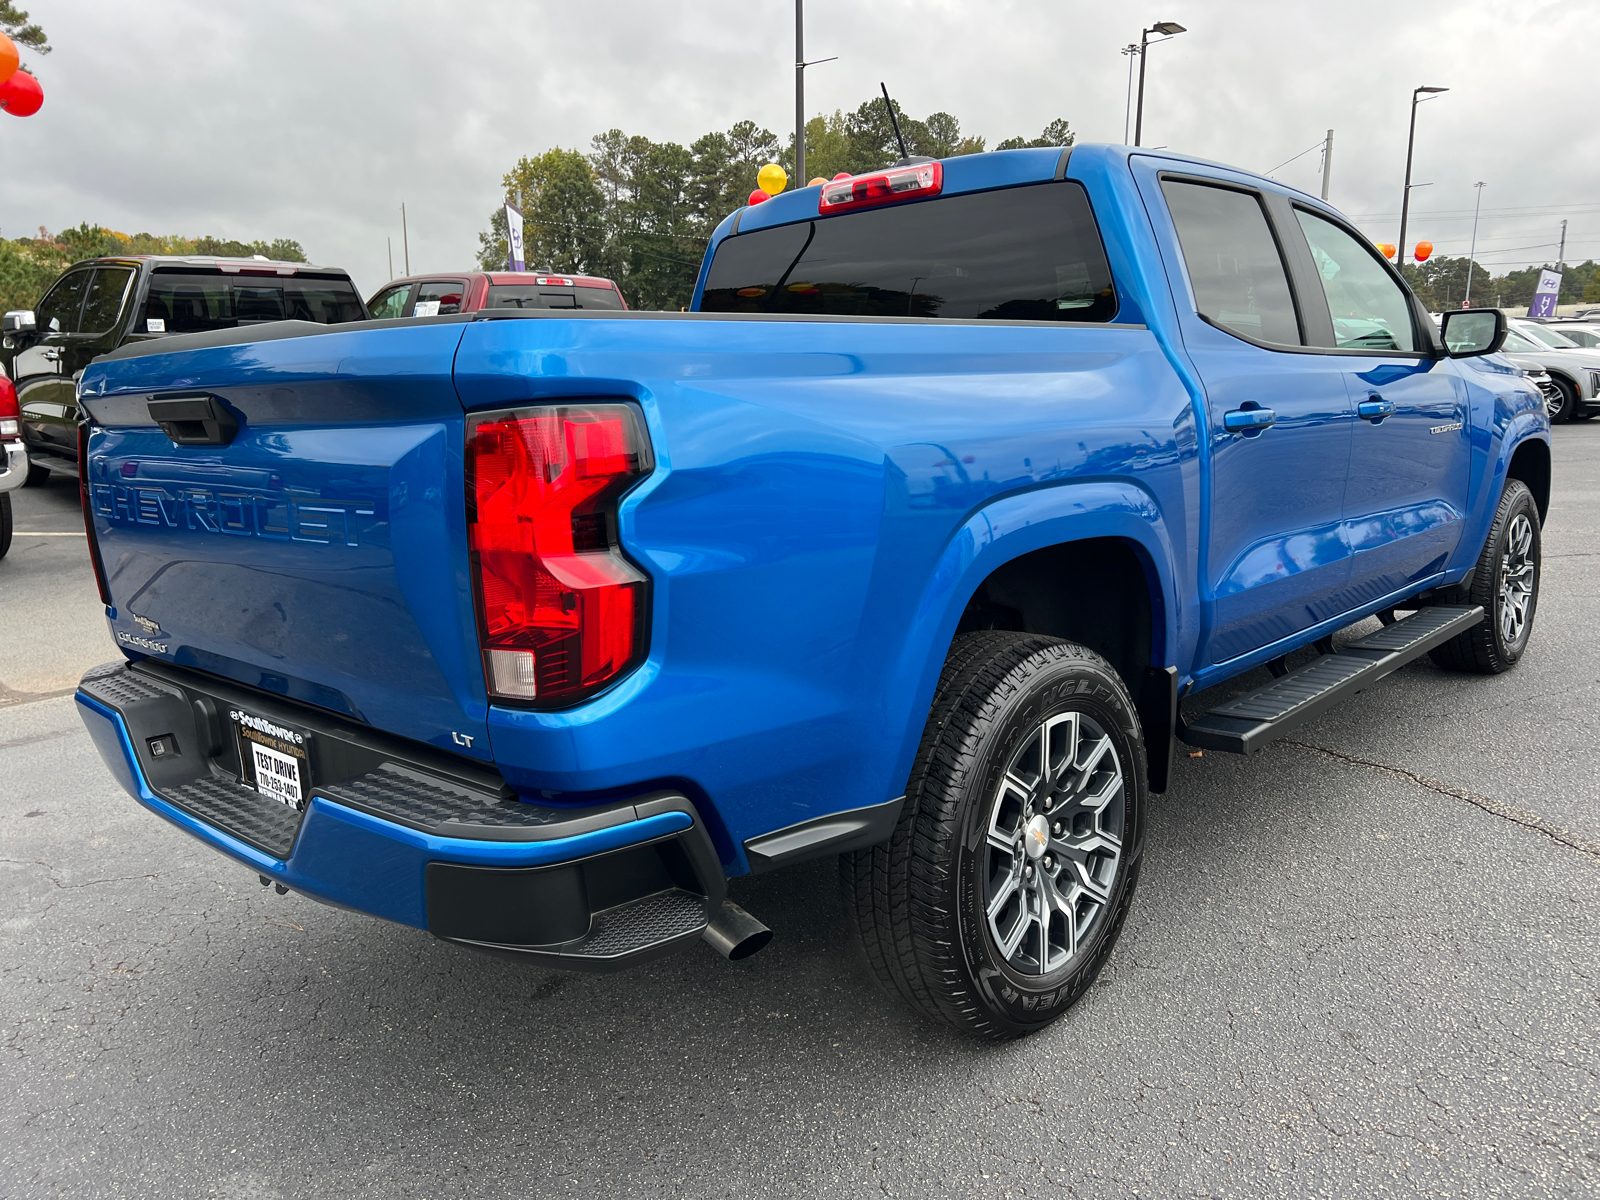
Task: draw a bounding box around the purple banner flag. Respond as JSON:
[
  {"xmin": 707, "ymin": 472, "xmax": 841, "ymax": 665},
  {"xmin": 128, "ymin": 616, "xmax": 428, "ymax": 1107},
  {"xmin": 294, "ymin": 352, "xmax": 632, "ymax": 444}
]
[{"xmin": 1528, "ymin": 269, "xmax": 1561, "ymax": 318}]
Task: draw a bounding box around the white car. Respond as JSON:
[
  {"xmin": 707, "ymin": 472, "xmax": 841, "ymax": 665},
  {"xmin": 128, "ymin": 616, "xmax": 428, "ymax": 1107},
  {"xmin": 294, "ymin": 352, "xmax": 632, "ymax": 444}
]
[
  {"xmin": 1500, "ymin": 319, "xmax": 1600, "ymax": 422},
  {"xmin": 1541, "ymin": 322, "xmax": 1600, "ymax": 349}
]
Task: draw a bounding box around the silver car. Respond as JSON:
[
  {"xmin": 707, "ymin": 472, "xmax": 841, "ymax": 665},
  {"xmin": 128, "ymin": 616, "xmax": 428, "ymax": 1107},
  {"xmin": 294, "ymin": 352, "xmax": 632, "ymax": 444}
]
[{"xmin": 1499, "ymin": 319, "xmax": 1600, "ymax": 422}]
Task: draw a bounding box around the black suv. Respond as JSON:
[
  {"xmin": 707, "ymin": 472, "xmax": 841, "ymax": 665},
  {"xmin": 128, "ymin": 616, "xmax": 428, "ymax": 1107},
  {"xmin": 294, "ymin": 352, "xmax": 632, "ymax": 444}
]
[{"xmin": 0, "ymin": 256, "xmax": 368, "ymax": 481}]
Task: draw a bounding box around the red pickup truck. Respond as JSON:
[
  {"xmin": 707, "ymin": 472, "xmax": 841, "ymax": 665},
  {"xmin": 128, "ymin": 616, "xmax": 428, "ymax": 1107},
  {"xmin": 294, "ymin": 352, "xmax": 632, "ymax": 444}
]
[{"xmin": 366, "ymin": 271, "xmax": 628, "ymax": 318}]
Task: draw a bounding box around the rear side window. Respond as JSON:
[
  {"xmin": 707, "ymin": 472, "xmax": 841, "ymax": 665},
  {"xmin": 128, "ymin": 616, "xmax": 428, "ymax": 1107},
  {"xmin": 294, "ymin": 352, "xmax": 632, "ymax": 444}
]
[
  {"xmin": 145, "ymin": 273, "xmax": 365, "ymax": 333},
  {"xmin": 414, "ymin": 280, "xmax": 466, "ymax": 316},
  {"xmin": 700, "ymin": 181, "xmax": 1118, "ymax": 322},
  {"xmin": 80, "ymin": 267, "xmax": 136, "ymax": 334},
  {"xmin": 1293, "ymin": 209, "xmax": 1416, "ymax": 352},
  {"xmin": 1161, "ymin": 180, "xmax": 1301, "ymax": 346},
  {"xmin": 36, "ymin": 268, "xmax": 92, "ymax": 333}
]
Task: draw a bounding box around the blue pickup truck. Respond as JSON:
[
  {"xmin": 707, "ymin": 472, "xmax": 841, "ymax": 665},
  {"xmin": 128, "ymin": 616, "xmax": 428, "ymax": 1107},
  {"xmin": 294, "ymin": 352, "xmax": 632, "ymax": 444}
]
[{"xmin": 71, "ymin": 145, "xmax": 1548, "ymax": 1039}]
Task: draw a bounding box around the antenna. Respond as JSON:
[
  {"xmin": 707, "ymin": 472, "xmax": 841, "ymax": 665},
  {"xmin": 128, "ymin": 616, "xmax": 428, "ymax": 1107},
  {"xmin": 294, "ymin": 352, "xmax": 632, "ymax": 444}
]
[{"xmin": 880, "ymin": 82, "xmax": 910, "ymax": 161}]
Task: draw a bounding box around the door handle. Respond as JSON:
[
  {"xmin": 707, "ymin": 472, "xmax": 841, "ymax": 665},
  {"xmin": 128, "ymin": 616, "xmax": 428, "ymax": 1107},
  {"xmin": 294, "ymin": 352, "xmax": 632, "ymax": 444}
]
[
  {"xmin": 1358, "ymin": 395, "xmax": 1396, "ymax": 423},
  {"xmin": 1222, "ymin": 406, "xmax": 1277, "ymax": 436},
  {"xmin": 40, "ymin": 346, "xmax": 62, "ymax": 361}
]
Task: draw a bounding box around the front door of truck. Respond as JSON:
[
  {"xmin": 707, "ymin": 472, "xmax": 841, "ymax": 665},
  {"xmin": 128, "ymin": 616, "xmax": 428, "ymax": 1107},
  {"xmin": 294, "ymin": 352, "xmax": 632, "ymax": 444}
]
[
  {"xmin": 16, "ymin": 267, "xmax": 93, "ymax": 468},
  {"xmin": 1142, "ymin": 166, "xmax": 1357, "ymax": 668},
  {"xmin": 1283, "ymin": 207, "xmax": 1470, "ymax": 603}
]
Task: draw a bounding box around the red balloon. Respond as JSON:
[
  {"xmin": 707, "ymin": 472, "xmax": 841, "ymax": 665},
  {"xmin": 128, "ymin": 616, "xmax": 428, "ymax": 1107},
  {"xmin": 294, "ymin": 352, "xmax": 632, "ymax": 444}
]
[
  {"xmin": 832, "ymin": 172, "xmax": 851, "ymax": 181},
  {"xmin": 747, "ymin": 189, "xmax": 770, "ymax": 206},
  {"xmin": 1, "ymin": 69, "xmax": 42, "ymax": 117}
]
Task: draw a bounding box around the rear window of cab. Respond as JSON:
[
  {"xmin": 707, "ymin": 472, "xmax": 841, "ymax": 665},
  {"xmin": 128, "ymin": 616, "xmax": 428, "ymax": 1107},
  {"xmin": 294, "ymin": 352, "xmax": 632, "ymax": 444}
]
[
  {"xmin": 700, "ymin": 181, "xmax": 1117, "ymax": 322},
  {"xmin": 486, "ymin": 283, "xmax": 625, "ymax": 310}
]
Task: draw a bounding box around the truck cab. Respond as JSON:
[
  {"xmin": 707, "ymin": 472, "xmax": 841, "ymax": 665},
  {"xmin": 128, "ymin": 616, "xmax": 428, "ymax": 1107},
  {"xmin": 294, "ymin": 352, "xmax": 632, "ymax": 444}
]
[{"xmin": 1, "ymin": 255, "xmax": 367, "ymax": 481}]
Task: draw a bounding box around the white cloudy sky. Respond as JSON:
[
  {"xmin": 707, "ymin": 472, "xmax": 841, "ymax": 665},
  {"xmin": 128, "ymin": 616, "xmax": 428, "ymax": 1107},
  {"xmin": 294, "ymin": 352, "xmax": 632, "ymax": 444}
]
[{"xmin": 2, "ymin": 0, "xmax": 1593, "ymax": 299}]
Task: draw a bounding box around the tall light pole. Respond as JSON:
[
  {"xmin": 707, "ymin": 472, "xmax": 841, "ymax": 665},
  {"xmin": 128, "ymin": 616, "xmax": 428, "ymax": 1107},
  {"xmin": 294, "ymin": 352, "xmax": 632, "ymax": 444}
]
[
  {"xmin": 1133, "ymin": 21, "xmax": 1187, "ymax": 147},
  {"xmin": 1122, "ymin": 44, "xmax": 1140, "ymax": 143},
  {"xmin": 1465, "ymin": 181, "xmax": 1485, "ymax": 305},
  {"xmin": 1397, "ymin": 85, "xmax": 1448, "ymax": 272},
  {"xmin": 793, "ymin": 1, "xmax": 836, "ymax": 183},
  {"xmin": 1320, "ymin": 129, "xmax": 1334, "ymax": 201}
]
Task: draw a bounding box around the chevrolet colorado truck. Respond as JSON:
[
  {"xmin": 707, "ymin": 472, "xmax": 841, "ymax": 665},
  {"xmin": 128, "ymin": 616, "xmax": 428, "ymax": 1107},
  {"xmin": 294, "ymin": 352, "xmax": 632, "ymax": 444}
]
[{"xmin": 71, "ymin": 145, "xmax": 1550, "ymax": 1039}]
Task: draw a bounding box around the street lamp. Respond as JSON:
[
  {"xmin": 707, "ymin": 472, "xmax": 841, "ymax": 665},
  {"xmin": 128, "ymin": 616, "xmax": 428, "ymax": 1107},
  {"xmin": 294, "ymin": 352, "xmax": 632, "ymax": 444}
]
[
  {"xmin": 1396, "ymin": 85, "xmax": 1448, "ymax": 272},
  {"xmin": 1133, "ymin": 21, "xmax": 1186, "ymax": 147}
]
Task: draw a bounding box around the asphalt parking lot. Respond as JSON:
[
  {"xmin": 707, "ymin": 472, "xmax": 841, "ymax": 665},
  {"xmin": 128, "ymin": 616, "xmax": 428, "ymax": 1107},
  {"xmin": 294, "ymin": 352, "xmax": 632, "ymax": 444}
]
[{"xmin": 3, "ymin": 431, "xmax": 1597, "ymax": 1200}]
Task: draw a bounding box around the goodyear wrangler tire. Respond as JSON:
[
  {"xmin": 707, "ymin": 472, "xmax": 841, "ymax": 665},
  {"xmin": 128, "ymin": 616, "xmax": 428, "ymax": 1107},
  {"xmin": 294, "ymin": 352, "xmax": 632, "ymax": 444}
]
[{"xmin": 843, "ymin": 631, "xmax": 1146, "ymax": 1039}]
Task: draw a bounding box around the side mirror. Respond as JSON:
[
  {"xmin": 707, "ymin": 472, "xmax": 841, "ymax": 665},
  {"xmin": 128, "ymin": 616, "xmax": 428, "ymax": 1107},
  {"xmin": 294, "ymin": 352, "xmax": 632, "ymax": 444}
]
[
  {"xmin": 2, "ymin": 310, "xmax": 37, "ymax": 334},
  {"xmin": 1439, "ymin": 308, "xmax": 1506, "ymax": 358}
]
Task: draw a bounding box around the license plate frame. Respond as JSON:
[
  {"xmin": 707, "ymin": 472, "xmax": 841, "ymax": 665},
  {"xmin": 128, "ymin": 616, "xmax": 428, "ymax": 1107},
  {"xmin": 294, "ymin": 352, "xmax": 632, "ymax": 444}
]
[{"xmin": 230, "ymin": 707, "xmax": 315, "ymax": 812}]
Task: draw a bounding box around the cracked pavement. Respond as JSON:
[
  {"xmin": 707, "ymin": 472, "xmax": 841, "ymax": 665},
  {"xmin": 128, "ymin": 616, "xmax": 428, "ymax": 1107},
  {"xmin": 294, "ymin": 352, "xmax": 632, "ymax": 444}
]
[{"xmin": 2, "ymin": 430, "xmax": 1597, "ymax": 1198}]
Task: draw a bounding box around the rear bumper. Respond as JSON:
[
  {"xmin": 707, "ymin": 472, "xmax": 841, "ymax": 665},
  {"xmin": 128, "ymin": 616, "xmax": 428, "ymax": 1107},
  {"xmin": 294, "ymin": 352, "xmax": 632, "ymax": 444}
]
[
  {"xmin": 76, "ymin": 660, "xmax": 727, "ymax": 970},
  {"xmin": 0, "ymin": 439, "xmax": 26, "ymax": 492}
]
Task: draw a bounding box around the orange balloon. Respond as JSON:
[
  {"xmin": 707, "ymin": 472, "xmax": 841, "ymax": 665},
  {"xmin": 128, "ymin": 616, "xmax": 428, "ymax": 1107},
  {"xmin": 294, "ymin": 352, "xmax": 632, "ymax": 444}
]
[
  {"xmin": 0, "ymin": 33, "xmax": 16, "ymax": 84},
  {"xmin": 0, "ymin": 68, "xmax": 42, "ymax": 117},
  {"xmin": 1413, "ymin": 240, "xmax": 1433, "ymax": 262},
  {"xmin": 1375, "ymin": 242, "xmax": 1396, "ymax": 259},
  {"xmin": 808, "ymin": 177, "xmax": 828, "ymax": 187}
]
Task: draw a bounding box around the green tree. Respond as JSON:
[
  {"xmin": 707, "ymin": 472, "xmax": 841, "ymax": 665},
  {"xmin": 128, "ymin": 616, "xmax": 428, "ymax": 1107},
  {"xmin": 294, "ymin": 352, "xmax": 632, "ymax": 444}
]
[
  {"xmin": 499, "ymin": 147, "xmax": 610, "ymax": 275},
  {"xmin": 995, "ymin": 118, "xmax": 1075, "ymax": 151},
  {"xmin": 0, "ymin": 2, "xmax": 50, "ymax": 58}
]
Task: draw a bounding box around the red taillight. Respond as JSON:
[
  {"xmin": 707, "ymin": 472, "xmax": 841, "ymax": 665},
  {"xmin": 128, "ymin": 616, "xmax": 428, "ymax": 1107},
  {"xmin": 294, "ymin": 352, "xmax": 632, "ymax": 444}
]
[
  {"xmin": 0, "ymin": 373, "xmax": 17, "ymax": 438},
  {"xmin": 78, "ymin": 422, "xmax": 113, "ymax": 606},
  {"xmin": 465, "ymin": 403, "xmax": 652, "ymax": 706},
  {"xmin": 818, "ymin": 161, "xmax": 943, "ymax": 214}
]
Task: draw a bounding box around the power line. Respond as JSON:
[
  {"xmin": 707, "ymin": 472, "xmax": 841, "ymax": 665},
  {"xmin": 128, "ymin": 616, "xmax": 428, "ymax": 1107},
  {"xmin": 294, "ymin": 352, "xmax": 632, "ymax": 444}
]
[{"xmin": 1262, "ymin": 140, "xmax": 1326, "ymax": 178}]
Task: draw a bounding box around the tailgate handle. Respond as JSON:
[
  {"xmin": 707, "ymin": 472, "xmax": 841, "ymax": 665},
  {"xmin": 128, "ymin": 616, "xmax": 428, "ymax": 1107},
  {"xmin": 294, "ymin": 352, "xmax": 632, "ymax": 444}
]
[{"xmin": 148, "ymin": 395, "xmax": 239, "ymax": 446}]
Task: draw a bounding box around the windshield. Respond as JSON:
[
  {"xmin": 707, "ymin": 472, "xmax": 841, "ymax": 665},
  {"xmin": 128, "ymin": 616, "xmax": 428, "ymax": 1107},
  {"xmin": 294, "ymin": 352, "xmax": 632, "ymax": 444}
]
[
  {"xmin": 1517, "ymin": 323, "xmax": 1579, "ymax": 349},
  {"xmin": 1500, "ymin": 328, "xmax": 1541, "ymax": 353},
  {"xmin": 144, "ymin": 271, "xmax": 365, "ymax": 333}
]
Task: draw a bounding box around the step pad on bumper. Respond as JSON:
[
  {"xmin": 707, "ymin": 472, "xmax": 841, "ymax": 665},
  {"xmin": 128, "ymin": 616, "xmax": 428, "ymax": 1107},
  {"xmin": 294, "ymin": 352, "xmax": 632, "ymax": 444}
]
[
  {"xmin": 1182, "ymin": 605, "xmax": 1483, "ymax": 755},
  {"xmin": 167, "ymin": 775, "xmax": 303, "ymax": 859}
]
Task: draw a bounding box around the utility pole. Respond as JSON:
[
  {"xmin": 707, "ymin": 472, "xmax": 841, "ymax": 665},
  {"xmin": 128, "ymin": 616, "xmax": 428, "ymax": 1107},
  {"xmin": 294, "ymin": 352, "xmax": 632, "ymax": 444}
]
[
  {"xmin": 1122, "ymin": 45, "xmax": 1140, "ymax": 143},
  {"xmin": 795, "ymin": 0, "xmax": 804, "ymax": 183},
  {"xmin": 401, "ymin": 203, "xmax": 410, "ymax": 276},
  {"xmin": 1465, "ymin": 181, "xmax": 1485, "ymax": 305},
  {"xmin": 387, "ymin": 237, "xmax": 394, "ymax": 281},
  {"xmin": 1558, "ymin": 218, "xmax": 1567, "ymax": 273},
  {"xmin": 1398, "ymin": 86, "xmax": 1448, "ymax": 270},
  {"xmin": 1320, "ymin": 129, "xmax": 1334, "ymax": 201}
]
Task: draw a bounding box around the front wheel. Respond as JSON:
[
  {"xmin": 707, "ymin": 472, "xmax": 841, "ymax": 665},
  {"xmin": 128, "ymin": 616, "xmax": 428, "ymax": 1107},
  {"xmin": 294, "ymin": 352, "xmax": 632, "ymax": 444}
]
[
  {"xmin": 842, "ymin": 632, "xmax": 1146, "ymax": 1039},
  {"xmin": 0, "ymin": 493, "xmax": 11, "ymax": 559},
  {"xmin": 1430, "ymin": 479, "xmax": 1541, "ymax": 674},
  {"xmin": 1547, "ymin": 377, "xmax": 1577, "ymax": 423}
]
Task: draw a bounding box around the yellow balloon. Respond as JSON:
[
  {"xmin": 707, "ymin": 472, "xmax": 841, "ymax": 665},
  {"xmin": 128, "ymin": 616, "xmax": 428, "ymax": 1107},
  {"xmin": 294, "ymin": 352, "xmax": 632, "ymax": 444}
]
[{"xmin": 757, "ymin": 163, "xmax": 788, "ymax": 195}]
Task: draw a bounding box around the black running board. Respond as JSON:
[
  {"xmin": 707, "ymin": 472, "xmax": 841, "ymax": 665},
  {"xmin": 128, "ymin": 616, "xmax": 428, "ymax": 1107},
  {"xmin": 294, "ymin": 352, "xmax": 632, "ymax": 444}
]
[{"xmin": 1181, "ymin": 605, "xmax": 1483, "ymax": 755}]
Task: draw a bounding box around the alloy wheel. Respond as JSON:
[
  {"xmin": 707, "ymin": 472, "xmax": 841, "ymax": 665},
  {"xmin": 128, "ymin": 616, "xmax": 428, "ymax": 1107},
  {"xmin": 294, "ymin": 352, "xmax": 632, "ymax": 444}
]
[
  {"xmin": 983, "ymin": 711, "xmax": 1125, "ymax": 976},
  {"xmin": 1498, "ymin": 512, "xmax": 1535, "ymax": 645}
]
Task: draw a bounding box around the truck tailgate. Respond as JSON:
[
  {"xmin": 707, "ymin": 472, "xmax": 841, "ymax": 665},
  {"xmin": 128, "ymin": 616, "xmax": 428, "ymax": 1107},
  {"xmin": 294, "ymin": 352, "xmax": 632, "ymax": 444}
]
[{"xmin": 76, "ymin": 323, "xmax": 493, "ymax": 761}]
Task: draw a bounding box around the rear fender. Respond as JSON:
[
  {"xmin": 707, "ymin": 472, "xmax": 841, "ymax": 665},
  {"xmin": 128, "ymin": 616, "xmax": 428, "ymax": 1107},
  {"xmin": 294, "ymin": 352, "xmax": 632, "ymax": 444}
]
[{"xmin": 885, "ymin": 481, "xmax": 1179, "ymax": 797}]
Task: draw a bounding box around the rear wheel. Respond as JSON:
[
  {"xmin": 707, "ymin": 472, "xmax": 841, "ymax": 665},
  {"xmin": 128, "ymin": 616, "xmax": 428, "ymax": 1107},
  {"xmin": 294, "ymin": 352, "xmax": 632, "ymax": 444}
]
[
  {"xmin": 24, "ymin": 459, "xmax": 51, "ymax": 486},
  {"xmin": 1547, "ymin": 377, "xmax": 1577, "ymax": 423},
  {"xmin": 1430, "ymin": 479, "xmax": 1540, "ymax": 674},
  {"xmin": 0, "ymin": 493, "xmax": 11, "ymax": 559},
  {"xmin": 843, "ymin": 632, "xmax": 1146, "ymax": 1039}
]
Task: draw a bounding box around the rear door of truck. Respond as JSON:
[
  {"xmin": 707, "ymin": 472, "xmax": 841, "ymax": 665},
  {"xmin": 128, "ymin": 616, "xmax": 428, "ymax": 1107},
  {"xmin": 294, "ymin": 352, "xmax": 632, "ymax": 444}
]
[{"xmin": 76, "ymin": 321, "xmax": 494, "ymax": 761}]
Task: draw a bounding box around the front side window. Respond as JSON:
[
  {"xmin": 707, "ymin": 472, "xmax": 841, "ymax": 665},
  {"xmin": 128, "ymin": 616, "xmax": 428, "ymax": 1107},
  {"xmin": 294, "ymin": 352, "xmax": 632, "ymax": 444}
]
[
  {"xmin": 80, "ymin": 267, "xmax": 136, "ymax": 334},
  {"xmin": 1161, "ymin": 180, "xmax": 1301, "ymax": 346},
  {"xmin": 368, "ymin": 284, "xmax": 412, "ymax": 319},
  {"xmin": 414, "ymin": 280, "xmax": 466, "ymax": 316},
  {"xmin": 700, "ymin": 181, "xmax": 1118, "ymax": 322},
  {"xmin": 1295, "ymin": 209, "xmax": 1416, "ymax": 352},
  {"xmin": 36, "ymin": 269, "xmax": 93, "ymax": 334}
]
